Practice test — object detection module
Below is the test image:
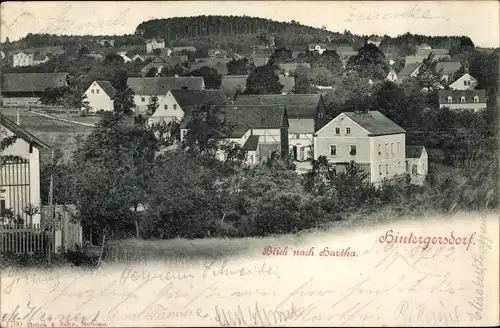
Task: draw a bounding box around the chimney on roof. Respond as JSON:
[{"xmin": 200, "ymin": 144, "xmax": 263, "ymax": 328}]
[{"xmin": 16, "ymin": 109, "xmax": 20, "ymax": 125}]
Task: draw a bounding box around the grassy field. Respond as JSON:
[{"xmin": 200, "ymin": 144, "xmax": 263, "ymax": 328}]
[{"xmin": 1, "ymin": 107, "xmax": 95, "ymax": 162}]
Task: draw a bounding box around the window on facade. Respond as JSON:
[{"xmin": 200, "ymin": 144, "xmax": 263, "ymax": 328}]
[
  {"xmin": 391, "ymin": 143, "xmax": 394, "ymax": 155},
  {"xmin": 335, "ymin": 127, "xmax": 340, "ymax": 135},
  {"xmin": 330, "ymin": 145, "xmax": 337, "ymax": 156},
  {"xmin": 385, "ymin": 143, "xmax": 388, "ymax": 155},
  {"xmin": 182, "ymin": 130, "xmax": 188, "ymax": 136},
  {"xmin": 295, "ymin": 134, "xmax": 300, "ymax": 139},
  {"xmin": 474, "ymin": 96, "xmax": 479, "ymax": 103},
  {"xmin": 0, "ymin": 199, "xmax": 5, "ymax": 216},
  {"xmin": 464, "ymin": 80, "xmax": 467, "ymax": 86},
  {"xmin": 173, "ymin": 104, "xmax": 177, "ymax": 110},
  {"xmin": 460, "ymin": 96, "xmax": 466, "ymax": 103},
  {"xmin": 141, "ymin": 97, "xmax": 146, "ymax": 102},
  {"xmin": 346, "ymin": 127, "xmax": 351, "ymax": 135},
  {"xmin": 447, "ymin": 96, "xmax": 452, "ymax": 103},
  {"xmin": 385, "ymin": 164, "xmax": 388, "ymax": 175},
  {"xmin": 378, "ymin": 144, "xmax": 381, "ymax": 155},
  {"xmin": 96, "ymin": 89, "xmax": 100, "ymax": 94},
  {"xmin": 379, "ymin": 165, "xmax": 382, "ymax": 175},
  {"xmin": 164, "ymin": 105, "xmax": 168, "ymax": 110},
  {"xmin": 349, "ymin": 145, "xmax": 356, "ymax": 156},
  {"xmin": 91, "ymin": 89, "xmax": 94, "ymax": 94},
  {"xmin": 397, "ymin": 142, "xmax": 400, "ymax": 153}
]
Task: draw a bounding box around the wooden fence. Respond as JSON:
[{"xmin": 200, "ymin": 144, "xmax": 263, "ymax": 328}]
[
  {"xmin": 0, "ymin": 223, "xmax": 55, "ymax": 254},
  {"xmin": 0, "ymin": 205, "xmax": 83, "ymax": 255}
]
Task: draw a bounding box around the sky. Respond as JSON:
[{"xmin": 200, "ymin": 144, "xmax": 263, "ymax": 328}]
[{"xmin": 1, "ymin": 1, "xmax": 499, "ymax": 47}]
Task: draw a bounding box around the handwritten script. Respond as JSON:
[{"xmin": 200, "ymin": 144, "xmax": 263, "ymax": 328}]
[
  {"xmin": 1, "ymin": 216, "xmax": 497, "ymax": 326},
  {"xmin": 345, "ymin": 4, "xmax": 450, "ymax": 23},
  {"xmin": 1, "ymin": 5, "xmax": 130, "ymax": 35}
]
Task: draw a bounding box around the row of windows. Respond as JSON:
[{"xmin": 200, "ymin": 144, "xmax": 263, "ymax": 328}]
[
  {"xmin": 378, "ymin": 142, "xmax": 401, "ymax": 156},
  {"xmin": 463, "ymin": 80, "xmax": 472, "ymax": 86},
  {"xmin": 378, "ymin": 163, "xmax": 401, "ymax": 176},
  {"xmin": 335, "ymin": 127, "xmax": 351, "ymax": 135},
  {"xmin": 446, "ymin": 96, "xmax": 480, "ymax": 103},
  {"xmin": 329, "ymin": 145, "xmax": 357, "ymax": 156},
  {"xmin": 91, "ymin": 89, "xmax": 100, "ymax": 94},
  {"xmin": 139, "ymin": 97, "xmax": 178, "ymax": 110}
]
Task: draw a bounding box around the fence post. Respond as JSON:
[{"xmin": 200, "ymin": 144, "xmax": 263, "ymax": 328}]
[{"xmin": 54, "ymin": 228, "xmax": 62, "ymax": 253}]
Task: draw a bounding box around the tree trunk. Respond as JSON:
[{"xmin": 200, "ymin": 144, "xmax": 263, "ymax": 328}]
[{"xmin": 135, "ymin": 220, "xmax": 140, "ymax": 238}]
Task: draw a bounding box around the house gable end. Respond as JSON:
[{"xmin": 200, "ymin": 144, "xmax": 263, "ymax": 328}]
[{"xmin": 315, "ymin": 113, "xmax": 370, "ymax": 136}]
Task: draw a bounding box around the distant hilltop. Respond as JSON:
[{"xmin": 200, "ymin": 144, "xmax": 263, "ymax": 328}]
[{"xmin": 135, "ymin": 15, "xmax": 341, "ymax": 41}]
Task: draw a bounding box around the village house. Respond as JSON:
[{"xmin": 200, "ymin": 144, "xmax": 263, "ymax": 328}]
[
  {"xmin": 180, "ymin": 104, "xmax": 289, "ymax": 165},
  {"xmin": 146, "ymin": 38, "xmax": 166, "ymax": 53},
  {"xmin": 397, "ymin": 63, "xmax": 421, "ymax": 81},
  {"xmin": 405, "ymin": 145, "xmax": 428, "ymax": 186},
  {"xmin": 405, "ymin": 53, "xmax": 450, "ymax": 67},
  {"xmin": 308, "ymin": 43, "xmax": 328, "ymax": 55},
  {"xmin": 98, "ymin": 39, "xmax": 115, "ymax": 47},
  {"xmin": 314, "ymin": 111, "xmax": 416, "ymax": 185},
  {"xmin": 140, "ymin": 56, "xmax": 189, "ymax": 76},
  {"xmin": 172, "ymin": 46, "xmax": 197, "ymax": 54},
  {"xmin": 190, "ymin": 57, "xmax": 232, "ymax": 76},
  {"xmin": 126, "ymin": 76, "xmax": 205, "ymax": 114},
  {"xmin": 279, "ymin": 63, "xmax": 310, "ymax": 76},
  {"xmin": 12, "ymin": 52, "xmax": 49, "ymax": 67},
  {"xmin": 435, "ymin": 61, "xmax": 462, "ymax": 83},
  {"xmin": 0, "ymin": 112, "xmax": 50, "ymax": 226},
  {"xmin": 234, "ymin": 94, "xmax": 329, "ymax": 162},
  {"xmin": 148, "ymin": 89, "xmax": 230, "ymax": 124},
  {"xmin": 367, "ymin": 37, "xmax": 383, "ymax": 47},
  {"xmin": 249, "ymin": 53, "xmax": 269, "ymax": 67},
  {"xmin": 1, "ymin": 73, "xmax": 69, "ymax": 107},
  {"xmin": 438, "ymin": 89, "xmax": 487, "ymax": 112},
  {"xmin": 83, "ymin": 53, "xmax": 105, "ymax": 62},
  {"xmin": 83, "ymin": 80, "xmax": 116, "ymax": 112},
  {"xmin": 118, "ymin": 52, "xmax": 133, "ymax": 63},
  {"xmin": 416, "ymin": 43, "xmax": 432, "ymax": 51},
  {"xmin": 208, "ymin": 48, "xmax": 228, "ymax": 58},
  {"xmin": 220, "ymin": 75, "xmax": 248, "ymax": 100},
  {"xmin": 448, "ymin": 64, "xmax": 477, "ymax": 90},
  {"xmin": 278, "ymin": 75, "xmax": 295, "ymax": 94},
  {"xmin": 386, "ymin": 68, "xmax": 399, "ymax": 83}
]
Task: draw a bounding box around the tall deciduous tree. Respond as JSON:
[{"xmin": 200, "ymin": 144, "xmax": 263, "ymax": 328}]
[
  {"xmin": 245, "ymin": 63, "xmax": 283, "ymax": 94},
  {"xmin": 346, "ymin": 43, "xmax": 389, "ymax": 79},
  {"xmin": 185, "ymin": 66, "xmax": 222, "ymax": 89}
]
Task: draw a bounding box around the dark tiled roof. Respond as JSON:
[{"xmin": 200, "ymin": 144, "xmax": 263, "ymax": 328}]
[
  {"xmin": 398, "ymin": 63, "xmax": 420, "ymax": 78},
  {"xmin": 127, "ymin": 76, "xmax": 205, "ymax": 95},
  {"xmin": 170, "ymin": 90, "xmax": 230, "ymax": 109},
  {"xmin": 438, "ymin": 89, "xmax": 487, "ymax": 103},
  {"xmin": 180, "ymin": 104, "xmax": 288, "ymax": 138},
  {"xmin": 435, "ymin": 61, "xmax": 461, "ymax": 75},
  {"xmin": 0, "ymin": 112, "xmax": 50, "ymax": 149},
  {"xmin": 242, "ymin": 135, "xmax": 260, "ymax": 151},
  {"xmin": 96, "ymin": 81, "xmax": 117, "ymax": 98},
  {"xmin": 406, "ymin": 145, "xmax": 425, "ymax": 158},
  {"xmin": 234, "ymin": 94, "xmax": 322, "ymax": 118},
  {"xmin": 279, "ymin": 76, "xmax": 295, "ymax": 93},
  {"xmin": 33, "ymin": 53, "xmax": 47, "ymax": 61},
  {"xmin": 173, "ymin": 46, "xmax": 197, "ymax": 53},
  {"xmin": 279, "ymin": 63, "xmax": 310, "ymax": 72},
  {"xmin": 342, "ymin": 111, "xmax": 406, "ymax": 136},
  {"xmin": 221, "ymin": 75, "xmax": 248, "ymax": 98},
  {"xmin": 1, "ymin": 73, "xmax": 68, "ymax": 93},
  {"xmin": 190, "ymin": 60, "xmax": 228, "ymax": 76}
]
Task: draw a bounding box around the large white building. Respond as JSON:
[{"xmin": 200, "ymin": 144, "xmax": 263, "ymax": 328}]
[
  {"xmin": 12, "ymin": 52, "xmax": 49, "ymax": 67},
  {"xmin": 314, "ymin": 111, "xmax": 427, "ymax": 185},
  {"xmin": 0, "ymin": 112, "xmax": 49, "ymax": 226}
]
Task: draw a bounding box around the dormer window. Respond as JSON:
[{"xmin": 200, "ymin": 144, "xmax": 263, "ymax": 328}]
[
  {"xmin": 447, "ymin": 96, "xmax": 452, "ymax": 103},
  {"xmin": 474, "ymin": 96, "xmax": 479, "ymax": 103},
  {"xmin": 460, "ymin": 96, "xmax": 466, "ymax": 103}
]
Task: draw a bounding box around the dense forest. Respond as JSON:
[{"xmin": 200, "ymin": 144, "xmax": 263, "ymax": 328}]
[{"xmin": 2, "ymin": 15, "xmax": 477, "ymax": 56}]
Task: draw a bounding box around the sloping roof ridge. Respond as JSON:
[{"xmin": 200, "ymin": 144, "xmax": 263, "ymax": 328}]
[{"xmin": 0, "ymin": 112, "xmax": 50, "ymax": 149}]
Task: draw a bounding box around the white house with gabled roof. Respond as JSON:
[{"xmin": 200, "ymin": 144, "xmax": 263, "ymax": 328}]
[
  {"xmin": 314, "ymin": 111, "xmax": 407, "ymax": 184},
  {"xmin": 83, "ymin": 81, "xmax": 117, "ymax": 112}
]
